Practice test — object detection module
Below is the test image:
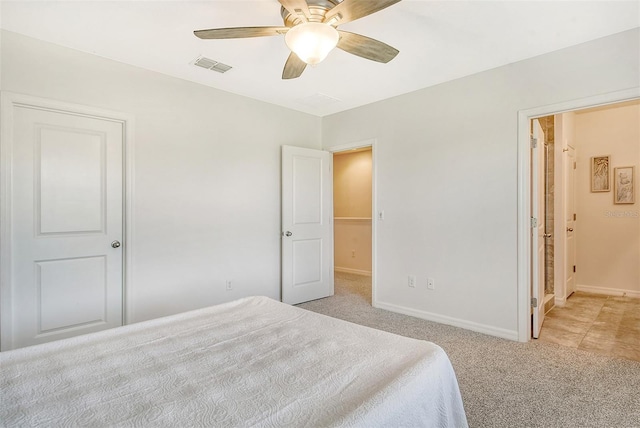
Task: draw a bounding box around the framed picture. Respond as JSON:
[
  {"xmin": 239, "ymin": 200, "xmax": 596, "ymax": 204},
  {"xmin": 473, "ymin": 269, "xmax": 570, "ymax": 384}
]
[
  {"xmin": 614, "ymin": 166, "xmax": 635, "ymax": 204},
  {"xmin": 591, "ymin": 155, "xmax": 610, "ymax": 192}
]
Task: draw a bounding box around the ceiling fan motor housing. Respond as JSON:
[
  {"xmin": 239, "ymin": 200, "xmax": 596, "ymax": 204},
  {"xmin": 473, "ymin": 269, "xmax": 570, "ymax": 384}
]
[{"xmin": 281, "ymin": 0, "xmax": 342, "ymax": 26}]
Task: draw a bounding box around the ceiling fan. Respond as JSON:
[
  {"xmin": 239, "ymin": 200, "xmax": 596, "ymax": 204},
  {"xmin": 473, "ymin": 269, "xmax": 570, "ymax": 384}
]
[{"xmin": 194, "ymin": 0, "xmax": 402, "ymax": 79}]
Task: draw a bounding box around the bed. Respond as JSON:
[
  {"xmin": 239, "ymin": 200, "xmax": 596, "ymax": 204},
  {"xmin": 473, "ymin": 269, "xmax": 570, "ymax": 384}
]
[{"xmin": 0, "ymin": 296, "xmax": 468, "ymax": 427}]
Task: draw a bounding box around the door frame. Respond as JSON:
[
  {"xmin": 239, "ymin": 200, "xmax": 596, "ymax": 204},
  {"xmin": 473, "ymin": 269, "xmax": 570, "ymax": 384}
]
[
  {"xmin": 531, "ymin": 119, "xmax": 546, "ymax": 339},
  {"xmin": 558, "ymin": 141, "xmax": 577, "ymax": 305},
  {"xmin": 326, "ymin": 139, "xmax": 378, "ymax": 306},
  {"xmin": 516, "ymin": 88, "xmax": 639, "ymax": 342},
  {"xmin": 0, "ymin": 92, "xmax": 135, "ymax": 346}
]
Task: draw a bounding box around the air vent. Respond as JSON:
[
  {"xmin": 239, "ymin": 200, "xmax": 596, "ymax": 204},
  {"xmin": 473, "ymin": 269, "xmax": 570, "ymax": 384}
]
[
  {"xmin": 296, "ymin": 93, "xmax": 341, "ymax": 107},
  {"xmin": 192, "ymin": 56, "xmax": 232, "ymax": 74}
]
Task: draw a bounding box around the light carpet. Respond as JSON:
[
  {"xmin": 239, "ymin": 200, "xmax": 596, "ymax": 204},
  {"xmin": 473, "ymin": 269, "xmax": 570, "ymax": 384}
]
[{"xmin": 297, "ymin": 272, "xmax": 640, "ymax": 428}]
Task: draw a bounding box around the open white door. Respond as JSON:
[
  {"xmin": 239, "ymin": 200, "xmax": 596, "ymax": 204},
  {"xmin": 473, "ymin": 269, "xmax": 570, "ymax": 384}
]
[
  {"xmin": 532, "ymin": 120, "xmax": 546, "ymax": 339},
  {"xmin": 565, "ymin": 145, "xmax": 577, "ymax": 298},
  {"xmin": 281, "ymin": 145, "xmax": 333, "ymax": 305}
]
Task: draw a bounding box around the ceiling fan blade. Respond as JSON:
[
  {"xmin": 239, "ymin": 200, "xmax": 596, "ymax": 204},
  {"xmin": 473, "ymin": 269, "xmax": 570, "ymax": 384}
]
[
  {"xmin": 282, "ymin": 52, "xmax": 307, "ymax": 79},
  {"xmin": 337, "ymin": 31, "xmax": 399, "ymax": 63},
  {"xmin": 324, "ymin": 0, "xmax": 402, "ymax": 25},
  {"xmin": 278, "ymin": 0, "xmax": 310, "ymax": 22},
  {"xmin": 194, "ymin": 26, "xmax": 288, "ymax": 39}
]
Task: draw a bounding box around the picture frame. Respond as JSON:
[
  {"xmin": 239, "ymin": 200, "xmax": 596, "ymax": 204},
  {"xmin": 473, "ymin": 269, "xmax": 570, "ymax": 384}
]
[
  {"xmin": 591, "ymin": 155, "xmax": 610, "ymax": 192},
  {"xmin": 614, "ymin": 166, "xmax": 635, "ymax": 204}
]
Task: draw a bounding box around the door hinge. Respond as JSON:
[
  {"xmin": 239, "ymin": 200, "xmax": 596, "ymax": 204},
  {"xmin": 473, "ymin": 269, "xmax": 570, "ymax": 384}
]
[
  {"xmin": 531, "ymin": 297, "xmax": 538, "ymax": 308},
  {"xmin": 531, "ymin": 217, "xmax": 538, "ymax": 228},
  {"xmin": 573, "ymin": 213, "xmax": 577, "ymax": 221},
  {"xmin": 530, "ymin": 136, "xmax": 538, "ymax": 149},
  {"xmin": 573, "ymin": 161, "xmax": 577, "ymax": 169},
  {"xmin": 573, "ymin": 265, "xmax": 576, "ymax": 273}
]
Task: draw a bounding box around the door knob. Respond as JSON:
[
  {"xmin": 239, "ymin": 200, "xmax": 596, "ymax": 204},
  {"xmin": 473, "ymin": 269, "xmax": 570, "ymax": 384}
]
[
  {"xmin": 543, "ymin": 234, "xmax": 552, "ymax": 238},
  {"xmin": 566, "ymin": 228, "xmax": 574, "ymax": 232},
  {"xmin": 284, "ymin": 231, "xmax": 292, "ymax": 237},
  {"xmin": 111, "ymin": 240, "xmax": 121, "ymax": 248}
]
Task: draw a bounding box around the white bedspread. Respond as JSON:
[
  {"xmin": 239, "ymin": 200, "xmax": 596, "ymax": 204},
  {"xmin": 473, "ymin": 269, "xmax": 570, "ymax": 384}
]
[{"xmin": 1, "ymin": 296, "xmax": 467, "ymax": 427}]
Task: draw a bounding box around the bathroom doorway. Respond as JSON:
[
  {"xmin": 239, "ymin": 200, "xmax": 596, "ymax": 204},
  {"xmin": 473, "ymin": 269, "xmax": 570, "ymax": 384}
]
[{"xmin": 527, "ymin": 98, "xmax": 640, "ymax": 359}]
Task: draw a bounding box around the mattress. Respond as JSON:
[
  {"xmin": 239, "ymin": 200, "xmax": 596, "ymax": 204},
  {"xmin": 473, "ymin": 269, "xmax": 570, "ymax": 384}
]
[{"xmin": 0, "ymin": 296, "xmax": 468, "ymax": 427}]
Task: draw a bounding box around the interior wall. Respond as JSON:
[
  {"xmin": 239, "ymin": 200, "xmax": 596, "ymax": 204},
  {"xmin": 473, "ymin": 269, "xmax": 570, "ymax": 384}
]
[
  {"xmin": 574, "ymin": 101, "xmax": 640, "ymax": 296},
  {"xmin": 321, "ymin": 29, "xmax": 640, "ymax": 338},
  {"xmin": 333, "ymin": 150, "xmax": 372, "ymax": 275},
  {"xmin": 334, "ymin": 150, "xmax": 373, "ymax": 218},
  {"xmin": 0, "ymin": 30, "xmax": 322, "ymax": 323}
]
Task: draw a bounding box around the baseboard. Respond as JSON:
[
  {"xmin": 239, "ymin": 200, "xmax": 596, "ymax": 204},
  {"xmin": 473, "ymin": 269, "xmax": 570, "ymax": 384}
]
[
  {"xmin": 554, "ymin": 295, "xmax": 567, "ymax": 307},
  {"xmin": 373, "ymin": 300, "xmax": 519, "ymax": 341},
  {"xmin": 577, "ymin": 284, "xmax": 640, "ymax": 299},
  {"xmin": 543, "ymin": 294, "xmax": 555, "ymax": 314},
  {"xmin": 334, "ymin": 267, "xmax": 372, "ymax": 276}
]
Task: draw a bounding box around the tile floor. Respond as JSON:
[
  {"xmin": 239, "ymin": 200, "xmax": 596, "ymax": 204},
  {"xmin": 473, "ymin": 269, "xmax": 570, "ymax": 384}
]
[{"xmin": 537, "ymin": 291, "xmax": 640, "ymax": 362}]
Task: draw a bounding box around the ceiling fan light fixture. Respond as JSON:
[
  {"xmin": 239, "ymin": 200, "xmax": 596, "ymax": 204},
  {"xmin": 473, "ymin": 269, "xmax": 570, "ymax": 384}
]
[{"xmin": 284, "ymin": 22, "xmax": 339, "ymax": 65}]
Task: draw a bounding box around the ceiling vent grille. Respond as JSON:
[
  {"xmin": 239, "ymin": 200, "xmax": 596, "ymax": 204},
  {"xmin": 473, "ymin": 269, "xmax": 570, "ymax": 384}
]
[
  {"xmin": 296, "ymin": 93, "xmax": 341, "ymax": 107},
  {"xmin": 192, "ymin": 56, "xmax": 232, "ymax": 73}
]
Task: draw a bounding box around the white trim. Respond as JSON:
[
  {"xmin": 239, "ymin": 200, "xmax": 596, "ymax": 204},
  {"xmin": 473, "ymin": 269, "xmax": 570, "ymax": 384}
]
[
  {"xmin": 0, "ymin": 94, "xmax": 15, "ymax": 350},
  {"xmin": 123, "ymin": 114, "xmax": 135, "ymax": 325},
  {"xmin": 334, "ymin": 267, "xmax": 372, "ymax": 276},
  {"xmin": 334, "ymin": 217, "xmax": 372, "ymax": 222},
  {"xmin": 377, "ymin": 301, "xmax": 519, "ymax": 341},
  {"xmin": 327, "ymin": 139, "xmax": 376, "ymax": 154},
  {"xmin": 554, "ymin": 295, "xmax": 567, "ymax": 307},
  {"xmin": 576, "ymin": 284, "xmax": 640, "ymax": 299},
  {"xmin": 326, "ymin": 139, "xmax": 377, "ymax": 305},
  {"xmin": 517, "ymin": 87, "xmax": 640, "ymax": 343},
  {"xmin": 0, "ymin": 92, "xmax": 135, "ymax": 349}
]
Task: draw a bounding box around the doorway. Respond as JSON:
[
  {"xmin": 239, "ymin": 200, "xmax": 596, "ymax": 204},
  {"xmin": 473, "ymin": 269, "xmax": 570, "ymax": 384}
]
[
  {"xmin": 535, "ymin": 100, "xmax": 640, "ymax": 361},
  {"xmin": 329, "ymin": 140, "xmax": 376, "ymax": 306},
  {"xmin": 519, "ymin": 89, "xmax": 640, "ymax": 342}
]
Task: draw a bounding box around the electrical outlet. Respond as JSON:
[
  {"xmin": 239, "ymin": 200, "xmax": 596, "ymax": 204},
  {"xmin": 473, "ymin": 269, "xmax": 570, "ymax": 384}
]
[
  {"xmin": 378, "ymin": 210, "xmax": 385, "ymax": 220},
  {"xmin": 408, "ymin": 275, "xmax": 416, "ymax": 288},
  {"xmin": 226, "ymin": 280, "xmax": 233, "ymax": 291},
  {"xmin": 427, "ymin": 278, "xmax": 435, "ymax": 290},
  {"xmin": 351, "ymin": 249, "xmax": 356, "ymax": 258}
]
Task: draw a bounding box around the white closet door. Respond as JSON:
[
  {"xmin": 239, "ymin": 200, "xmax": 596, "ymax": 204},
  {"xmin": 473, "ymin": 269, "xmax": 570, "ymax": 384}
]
[{"xmin": 3, "ymin": 102, "xmax": 124, "ymax": 350}]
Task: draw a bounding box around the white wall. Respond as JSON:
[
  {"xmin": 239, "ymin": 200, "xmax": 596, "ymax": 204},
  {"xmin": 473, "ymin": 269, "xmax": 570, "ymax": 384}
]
[
  {"xmin": 1, "ymin": 30, "xmax": 322, "ymax": 322},
  {"xmin": 322, "ymin": 29, "xmax": 640, "ymax": 338},
  {"xmin": 574, "ymin": 101, "xmax": 640, "ymax": 296}
]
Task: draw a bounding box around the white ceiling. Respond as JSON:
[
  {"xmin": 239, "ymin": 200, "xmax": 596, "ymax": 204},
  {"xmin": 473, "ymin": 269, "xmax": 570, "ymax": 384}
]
[{"xmin": 1, "ymin": 0, "xmax": 638, "ymax": 116}]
